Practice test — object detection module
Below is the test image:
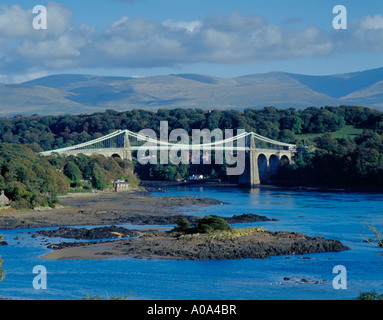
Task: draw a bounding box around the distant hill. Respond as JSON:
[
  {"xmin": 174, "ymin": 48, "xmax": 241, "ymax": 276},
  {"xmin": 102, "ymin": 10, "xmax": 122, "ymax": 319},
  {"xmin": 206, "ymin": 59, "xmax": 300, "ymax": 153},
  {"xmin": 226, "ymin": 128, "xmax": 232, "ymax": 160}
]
[{"xmin": 0, "ymin": 67, "xmax": 382, "ymax": 116}]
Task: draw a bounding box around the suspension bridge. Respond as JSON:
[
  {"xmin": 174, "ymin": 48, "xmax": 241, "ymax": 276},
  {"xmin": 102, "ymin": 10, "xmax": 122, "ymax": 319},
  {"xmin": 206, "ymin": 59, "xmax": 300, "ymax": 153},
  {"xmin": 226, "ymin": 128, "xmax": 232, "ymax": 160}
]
[{"xmin": 39, "ymin": 128, "xmax": 296, "ymax": 186}]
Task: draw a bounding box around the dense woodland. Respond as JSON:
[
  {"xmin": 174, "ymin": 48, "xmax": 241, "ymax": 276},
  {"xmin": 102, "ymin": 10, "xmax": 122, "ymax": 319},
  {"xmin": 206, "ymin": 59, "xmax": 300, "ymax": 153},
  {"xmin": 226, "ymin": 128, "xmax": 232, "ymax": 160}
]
[
  {"xmin": 0, "ymin": 144, "xmax": 138, "ymax": 209},
  {"xmin": 0, "ymin": 105, "xmax": 382, "ymax": 150},
  {"xmin": 278, "ymin": 130, "xmax": 383, "ymax": 187},
  {"xmin": 0, "ymin": 105, "xmax": 383, "ymax": 209}
]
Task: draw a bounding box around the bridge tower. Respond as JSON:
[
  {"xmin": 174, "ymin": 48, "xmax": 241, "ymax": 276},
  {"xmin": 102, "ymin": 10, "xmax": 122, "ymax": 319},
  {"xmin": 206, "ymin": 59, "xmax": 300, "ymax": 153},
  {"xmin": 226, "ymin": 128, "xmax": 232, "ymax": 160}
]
[
  {"xmin": 238, "ymin": 134, "xmax": 260, "ymax": 187},
  {"xmin": 237, "ymin": 133, "xmax": 294, "ymax": 187},
  {"xmin": 122, "ymin": 131, "xmax": 133, "ymax": 162}
]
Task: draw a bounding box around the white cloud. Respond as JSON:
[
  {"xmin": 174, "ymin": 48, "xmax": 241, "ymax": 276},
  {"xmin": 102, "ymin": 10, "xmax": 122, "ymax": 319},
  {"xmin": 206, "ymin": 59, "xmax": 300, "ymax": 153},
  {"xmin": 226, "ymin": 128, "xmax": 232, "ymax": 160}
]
[
  {"xmin": 163, "ymin": 19, "xmax": 203, "ymax": 33},
  {"xmin": 360, "ymin": 14, "xmax": 383, "ymax": 30},
  {"xmin": 45, "ymin": 2, "xmax": 73, "ymax": 37},
  {"xmin": 1, "ymin": 4, "xmax": 383, "ymax": 81},
  {"xmin": 0, "ymin": 4, "xmax": 34, "ymax": 38},
  {"xmin": 111, "ymin": 16, "xmax": 130, "ymax": 28},
  {"xmin": 287, "ymin": 27, "xmax": 332, "ymax": 57},
  {"xmin": 18, "ymin": 33, "xmax": 86, "ymax": 60},
  {"xmin": 0, "ymin": 3, "xmax": 72, "ymax": 39},
  {"xmin": 1, "ymin": 70, "xmax": 49, "ymax": 83},
  {"xmin": 333, "ymin": 14, "xmax": 383, "ymax": 53}
]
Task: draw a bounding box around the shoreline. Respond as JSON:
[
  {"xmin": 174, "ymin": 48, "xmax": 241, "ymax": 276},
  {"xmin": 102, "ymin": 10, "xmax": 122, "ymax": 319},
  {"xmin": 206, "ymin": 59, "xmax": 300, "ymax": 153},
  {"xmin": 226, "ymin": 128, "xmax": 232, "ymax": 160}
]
[
  {"xmin": 0, "ymin": 187, "xmax": 228, "ymax": 229},
  {"xmin": 0, "ymin": 184, "xmax": 352, "ymax": 261},
  {"xmin": 0, "ymin": 180, "xmax": 381, "ymax": 229},
  {"xmin": 41, "ymin": 228, "xmax": 350, "ymax": 260},
  {"xmin": 140, "ymin": 179, "xmax": 383, "ymax": 194},
  {"xmin": 32, "ymin": 212, "xmax": 277, "ymax": 251}
]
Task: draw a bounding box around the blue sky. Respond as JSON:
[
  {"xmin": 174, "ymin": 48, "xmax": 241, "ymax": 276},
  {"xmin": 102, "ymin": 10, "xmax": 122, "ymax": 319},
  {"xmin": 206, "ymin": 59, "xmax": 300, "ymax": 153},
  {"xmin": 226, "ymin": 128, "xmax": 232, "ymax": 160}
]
[{"xmin": 1, "ymin": 0, "xmax": 383, "ymax": 82}]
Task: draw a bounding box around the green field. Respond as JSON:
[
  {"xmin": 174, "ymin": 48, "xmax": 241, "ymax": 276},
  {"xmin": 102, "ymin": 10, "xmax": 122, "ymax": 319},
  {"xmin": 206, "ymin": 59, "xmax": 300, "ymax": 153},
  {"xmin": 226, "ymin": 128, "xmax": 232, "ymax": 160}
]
[{"xmin": 296, "ymin": 125, "xmax": 364, "ymax": 144}]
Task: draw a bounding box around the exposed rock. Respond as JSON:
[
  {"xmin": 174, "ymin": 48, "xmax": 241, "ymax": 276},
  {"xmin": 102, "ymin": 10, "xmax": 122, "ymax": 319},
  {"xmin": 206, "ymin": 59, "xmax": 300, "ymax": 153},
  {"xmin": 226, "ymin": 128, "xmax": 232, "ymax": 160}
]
[
  {"xmin": 86, "ymin": 213, "xmax": 276, "ymax": 226},
  {"xmin": 47, "ymin": 241, "xmax": 106, "ymax": 250},
  {"xmin": 223, "ymin": 214, "xmax": 277, "ymax": 223},
  {"xmin": 44, "ymin": 228, "xmax": 350, "ymax": 260},
  {"xmin": 34, "ymin": 225, "xmax": 140, "ymax": 240}
]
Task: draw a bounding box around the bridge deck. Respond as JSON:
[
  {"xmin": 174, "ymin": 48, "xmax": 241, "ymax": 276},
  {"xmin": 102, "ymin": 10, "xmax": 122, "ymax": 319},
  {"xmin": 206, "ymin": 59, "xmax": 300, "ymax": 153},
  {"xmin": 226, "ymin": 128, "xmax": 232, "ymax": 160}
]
[
  {"xmin": 41, "ymin": 147, "xmax": 293, "ymax": 154},
  {"xmin": 39, "ymin": 129, "xmax": 296, "ymax": 157}
]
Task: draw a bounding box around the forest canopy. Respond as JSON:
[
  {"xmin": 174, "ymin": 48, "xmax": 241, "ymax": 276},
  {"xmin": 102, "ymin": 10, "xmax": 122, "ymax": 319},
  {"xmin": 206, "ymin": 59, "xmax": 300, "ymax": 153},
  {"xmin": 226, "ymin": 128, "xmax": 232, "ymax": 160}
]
[
  {"xmin": 0, "ymin": 144, "xmax": 138, "ymax": 210},
  {"xmin": 0, "ymin": 105, "xmax": 382, "ymax": 150},
  {"xmin": 276, "ymin": 130, "xmax": 383, "ymax": 187}
]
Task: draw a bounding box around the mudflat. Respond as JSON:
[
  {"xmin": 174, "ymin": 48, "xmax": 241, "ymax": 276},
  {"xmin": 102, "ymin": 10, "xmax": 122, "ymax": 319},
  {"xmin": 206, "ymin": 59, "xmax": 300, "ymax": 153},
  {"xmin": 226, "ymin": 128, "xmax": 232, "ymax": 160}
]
[{"xmin": 0, "ymin": 188, "xmax": 227, "ymax": 229}]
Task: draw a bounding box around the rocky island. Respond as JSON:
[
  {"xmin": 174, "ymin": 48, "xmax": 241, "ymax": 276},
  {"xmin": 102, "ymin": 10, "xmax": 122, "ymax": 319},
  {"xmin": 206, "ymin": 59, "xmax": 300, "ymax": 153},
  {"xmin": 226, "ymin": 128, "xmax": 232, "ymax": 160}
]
[
  {"xmin": 39, "ymin": 216, "xmax": 350, "ymax": 260},
  {"xmin": 1, "ymin": 188, "xmax": 350, "ymax": 261}
]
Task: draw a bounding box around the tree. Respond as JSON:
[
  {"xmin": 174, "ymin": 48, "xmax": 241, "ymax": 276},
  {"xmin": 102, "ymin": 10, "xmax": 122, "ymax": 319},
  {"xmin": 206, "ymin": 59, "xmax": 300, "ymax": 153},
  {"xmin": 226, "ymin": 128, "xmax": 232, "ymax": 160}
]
[
  {"xmin": 279, "ymin": 129, "xmax": 296, "ymax": 144},
  {"xmin": 196, "ymin": 216, "xmax": 233, "ymax": 234},
  {"xmin": 206, "ymin": 110, "xmax": 222, "ymax": 131},
  {"xmin": 355, "ymin": 131, "xmax": 383, "ymax": 153},
  {"xmin": 70, "ymin": 154, "xmax": 92, "ymax": 179},
  {"xmin": 314, "ymin": 132, "xmax": 338, "ymax": 152},
  {"xmin": 91, "ymin": 163, "xmax": 109, "ymax": 190},
  {"xmin": 292, "ymin": 116, "xmax": 304, "ymax": 134},
  {"xmin": 363, "ymin": 223, "xmax": 383, "ymax": 257},
  {"xmin": 355, "ymin": 290, "xmax": 383, "ymax": 300},
  {"xmin": 63, "ymin": 161, "xmax": 82, "ymax": 186},
  {"xmin": 356, "ymin": 224, "xmax": 383, "ymax": 300},
  {"xmin": 82, "ymin": 291, "xmax": 135, "ymax": 300},
  {"xmin": 174, "ymin": 217, "xmax": 191, "ymax": 232}
]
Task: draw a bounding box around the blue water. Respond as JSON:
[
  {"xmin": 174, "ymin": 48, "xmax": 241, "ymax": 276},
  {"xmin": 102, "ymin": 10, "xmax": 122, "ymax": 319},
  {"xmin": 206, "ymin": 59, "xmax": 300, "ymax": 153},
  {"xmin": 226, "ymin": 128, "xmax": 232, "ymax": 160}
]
[{"xmin": 0, "ymin": 186, "xmax": 382, "ymax": 300}]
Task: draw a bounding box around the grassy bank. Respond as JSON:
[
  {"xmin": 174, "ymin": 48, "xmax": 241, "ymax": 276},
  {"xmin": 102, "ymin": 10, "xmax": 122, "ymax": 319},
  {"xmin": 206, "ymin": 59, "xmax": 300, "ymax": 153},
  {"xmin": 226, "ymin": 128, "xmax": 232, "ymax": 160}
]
[{"xmin": 296, "ymin": 125, "xmax": 363, "ymax": 144}]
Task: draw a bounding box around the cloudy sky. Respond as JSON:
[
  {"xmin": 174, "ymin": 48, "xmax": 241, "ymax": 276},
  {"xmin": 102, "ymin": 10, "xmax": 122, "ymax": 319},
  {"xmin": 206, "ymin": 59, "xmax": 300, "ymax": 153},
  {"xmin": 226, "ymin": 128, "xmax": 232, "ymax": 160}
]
[{"xmin": 1, "ymin": 0, "xmax": 383, "ymax": 83}]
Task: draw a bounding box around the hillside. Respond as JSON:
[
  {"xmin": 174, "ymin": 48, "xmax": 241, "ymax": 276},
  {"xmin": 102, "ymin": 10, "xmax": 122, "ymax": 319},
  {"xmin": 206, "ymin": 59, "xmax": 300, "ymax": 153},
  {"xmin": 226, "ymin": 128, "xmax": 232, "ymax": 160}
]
[
  {"xmin": 0, "ymin": 143, "xmax": 138, "ymax": 210},
  {"xmin": 0, "ymin": 67, "xmax": 382, "ymax": 115}
]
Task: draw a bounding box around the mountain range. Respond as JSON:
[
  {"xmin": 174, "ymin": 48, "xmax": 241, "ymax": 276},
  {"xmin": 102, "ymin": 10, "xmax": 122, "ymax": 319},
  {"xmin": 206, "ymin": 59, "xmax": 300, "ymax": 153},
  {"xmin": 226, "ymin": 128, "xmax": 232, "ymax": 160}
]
[{"xmin": 1, "ymin": 67, "xmax": 383, "ymax": 116}]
